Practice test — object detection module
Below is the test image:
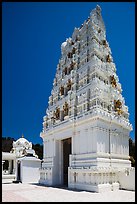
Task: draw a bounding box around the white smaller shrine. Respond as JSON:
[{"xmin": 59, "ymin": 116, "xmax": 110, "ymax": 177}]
[{"xmin": 2, "ymin": 135, "xmax": 41, "ymax": 184}]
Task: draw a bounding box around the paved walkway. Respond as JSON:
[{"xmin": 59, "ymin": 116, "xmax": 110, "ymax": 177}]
[{"xmin": 2, "ymin": 183, "xmax": 135, "ymax": 202}]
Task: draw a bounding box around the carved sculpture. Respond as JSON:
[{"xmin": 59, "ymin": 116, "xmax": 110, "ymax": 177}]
[
  {"xmin": 68, "ymin": 52, "xmax": 72, "ymax": 58},
  {"xmin": 98, "ymin": 28, "xmax": 101, "ymax": 33},
  {"xmin": 63, "ymin": 102, "xmax": 69, "ymax": 116},
  {"xmin": 63, "ymin": 67, "xmax": 68, "ymax": 75},
  {"xmin": 102, "ymin": 40, "xmax": 107, "ymax": 47},
  {"xmin": 72, "ymin": 47, "xmax": 76, "ymax": 55},
  {"xmin": 45, "ymin": 122, "xmax": 48, "ymax": 128},
  {"xmin": 51, "ymin": 115, "xmax": 55, "ymax": 125},
  {"xmin": 67, "ymin": 79, "xmax": 72, "ymax": 91},
  {"xmin": 54, "ymin": 77, "xmax": 57, "ymax": 86},
  {"xmin": 117, "ymin": 109, "xmax": 123, "ymax": 115},
  {"xmin": 45, "ymin": 117, "xmax": 49, "ymax": 128},
  {"xmin": 110, "ymin": 75, "xmax": 117, "ymax": 87},
  {"xmin": 60, "ymin": 86, "xmax": 64, "ymax": 96},
  {"xmin": 114, "ymin": 100, "xmax": 123, "ymax": 115},
  {"xmin": 53, "ymin": 111, "xmax": 56, "ymax": 118},
  {"xmin": 71, "ymin": 41, "xmax": 74, "ymax": 45},
  {"xmin": 69, "ymin": 62, "xmax": 74, "ymax": 72},
  {"xmin": 75, "ymin": 35, "xmax": 79, "ymax": 42},
  {"xmin": 55, "ymin": 107, "xmax": 60, "ymax": 120},
  {"xmin": 106, "ymin": 54, "xmax": 111, "ymax": 63}
]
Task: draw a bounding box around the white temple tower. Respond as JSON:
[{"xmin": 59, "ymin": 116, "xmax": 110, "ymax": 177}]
[{"xmin": 39, "ymin": 5, "xmax": 133, "ymax": 192}]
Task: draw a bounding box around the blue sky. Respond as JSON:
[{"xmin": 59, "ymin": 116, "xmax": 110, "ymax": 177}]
[{"xmin": 2, "ymin": 2, "xmax": 135, "ymax": 144}]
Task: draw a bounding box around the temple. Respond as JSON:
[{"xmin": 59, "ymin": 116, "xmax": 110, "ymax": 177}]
[
  {"xmin": 39, "ymin": 5, "xmax": 134, "ymax": 192},
  {"xmin": 2, "ymin": 135, "xmax": 41, "ymax": 184}
]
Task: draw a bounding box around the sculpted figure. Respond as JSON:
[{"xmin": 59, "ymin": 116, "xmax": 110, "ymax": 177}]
[
  {"xmin": 54, "ymin": 77, "xmax": 57, "ymax": 86},
  {"xmin": 45, "ymin": 117, "xmax": 49, "ymax": 128},
  {"xmin": 60, "ymin": 86, "xmax": 64, "ymax": 96},
  {"xmin": 70, "ymin": 62, "xmax": 74, "ymax": 71},
  {"xmin": 68, "ymin": 52, "xmax": 72, "ymax": 58},
  {"xmin": 110, "ymin": 75, "xmax": 117, "ymax": 87},
  {"xmin": 63, "ymin": 67, "xmax": 67, "ymax": 75},
  {"xmin": 114, "ymin": 100, "xmax": 122, "ymax": 114},
  {"xmin": 51, "ymin": 115, "xmax": 55, "ymax": 124},
  {"xmin": 63, "ymin": 102, "xmax": 69, "ymax": 116},
  {"xmin": 106, "ymin": 54, "xmax": 111, "ymax": 63},
  {"xmin": 55, "ymin": 107, "xmax": 60, "ymax": 120},
  {"xmin": 67, "ymin": 79, "xmax": 72, "ymax": 91},
  {"xmin": 102, "ymin": 40, "xmax": 107, "ymax": 47},
  {"xmin": 72, "ymin": 47, "xmax": 76, "ymax": 55}
]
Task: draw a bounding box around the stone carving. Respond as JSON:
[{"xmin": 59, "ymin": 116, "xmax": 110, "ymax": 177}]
[
  {"xmin": 51, "ymin": 115, "xmax": 56, "ymax": 125},
  {"xmin": 106, "ymin": 54, "xmax": 111, "ymax": 63},
  {"xmin": 114, "ymin": 100, "xmax": 123, "ymax": 115},
  {"xmin": 110, "ymin": 75, "xmax": 117, "ymax": 87},
  {"xmin": 117, "ymin": 109, "xmax": 123, "ymax": 115},
  {"xmin": 45, "ymin": 122, "xmax": 48, "ymax": 128},
  {"xmin": 68, "ymin": 52, "xmax": 73, "ymax": 58},
  {"xmin": 63, "ymin": 67, "xmax": 68, "ymax": 75},
  {"xmin": 63, "ymin": 102, "xmax": 69, "ymax": 116},
  {"xmin": 45, "ymin": 117, "xmax": 49, "ymax": 128},
  {"xmin": 54, "ymin": 78, "xmax": 57, "ymax": 86},
  {"xmin": 98, "ymin": 28, "xmax": 101, "ymax": 33},
  {"xmin": 75, "ymin": 35, "xmax": 80, "ymax": 42},
  {"xmin": 72, "ymin": 47, "xmax": 76, "ymax": 55},
  {"xmin": 69, "ymin": 62, "xmax": 75, "ymax": 72},
  {"xmin": 102, "ymin": 40, "xmax": 107, "ymax": 47},
  {"xmin": 59, "ymin": 86, "xmax": 64, "ymax": 96},
  {"xmin": 71, "ymin": 41, "xmax": 74, "ymax": 45},
  {"xmin": 67, "ymin": 79, "xmax": 72, "ymax": 91},
  {"xmin": 54, "ymin": 107, "xmax": 60, "ymax": 120}
]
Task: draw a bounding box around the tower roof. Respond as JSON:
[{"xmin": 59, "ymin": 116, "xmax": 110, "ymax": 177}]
[
  {"xmin": 13, "ymin": 135, "xmax": 32, "ymax": 148},
  {"xmin": 41, "ymin": 5, "xmax": 132, "ymax": 134}
]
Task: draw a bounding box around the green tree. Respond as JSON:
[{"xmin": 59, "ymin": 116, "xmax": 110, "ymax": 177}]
[
  {"xmin": 2, "ymin": 137, "xmax": 15, "ymax": 152},
  {"xmin": 129, "ymin": 137, "xmax": 135, "ymax": 167},
  {"xmin": 32, "ymin": 143, "xmax": 43, "ymax": 160}
]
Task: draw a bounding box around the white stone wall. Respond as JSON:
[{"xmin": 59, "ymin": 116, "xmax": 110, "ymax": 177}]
[
  {"xmin": 40, "ymin": 116, "xmax": 131, "ymax": 188},
  {"xmin": 118, "ymin": 168, "xmax": 135, "ymax": 191},
  {"xmin": 21, "ymin": 160, "xmax": 41, "ymax": 183}
]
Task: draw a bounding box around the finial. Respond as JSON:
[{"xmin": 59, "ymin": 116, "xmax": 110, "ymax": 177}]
[
  {"xmin": 96, "ymin": 5, "xmax": 101, "ymax": 13},
  {"xmin": 90, "ymin": 5, "xmax": 101, "ymax": 17},
  {"xmin": 22, "ymin": 133, "xmax": 24, "ymax": 138}
]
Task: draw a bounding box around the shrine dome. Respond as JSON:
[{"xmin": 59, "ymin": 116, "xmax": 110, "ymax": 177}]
[{"xmin": 13, "ymin": 134, "xmax": 32, "ymax": 149}]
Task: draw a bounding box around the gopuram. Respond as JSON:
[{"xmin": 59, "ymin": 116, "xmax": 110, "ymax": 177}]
[{"xmin": 39, "ymin": 5, "xmax": 134, "ymax": 192}]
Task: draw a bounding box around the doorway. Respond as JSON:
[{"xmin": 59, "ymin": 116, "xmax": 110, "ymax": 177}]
[
  {"xmin": 17, "ymin": 162, "xmax": 21, "ymax": 182},
  {"xmin": 62, "ymin": 137, "xmax": 71, "ymax": 186}
]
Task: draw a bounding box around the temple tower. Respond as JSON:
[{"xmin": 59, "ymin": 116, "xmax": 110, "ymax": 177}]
[{"xmin": 39, "ymin": 5, "xmax": 133, "ymax": 192}]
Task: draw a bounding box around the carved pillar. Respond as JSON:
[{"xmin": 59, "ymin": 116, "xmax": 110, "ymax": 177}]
[
  {"xmin": 9, "ymin": 160, "xmax": 12, "ymax": 174},
  {"xmin": 2, "ymin": 161, "xmax": 5, "ymax": 174},
  {"xmin": 13, "ymin": 159, "xmax": 16, "ymax": 174}
]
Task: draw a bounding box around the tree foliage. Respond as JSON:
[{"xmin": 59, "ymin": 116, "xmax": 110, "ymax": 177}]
[
  {"xmin": 32, "ymin": 143, "xmax": 43, "ymax": 160},
  {"xmin": 2, "ymin": 137, "xmax": 15, "ymax": 152},
  {"xmin": 129, "ymin": 137, "xmax": 135, "ymax": 167}
]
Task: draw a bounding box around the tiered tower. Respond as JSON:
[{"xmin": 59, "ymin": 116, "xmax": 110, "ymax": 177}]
[{"xmin": 39, "ymin": 5, "xmax": 133, "ymax": 192}]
